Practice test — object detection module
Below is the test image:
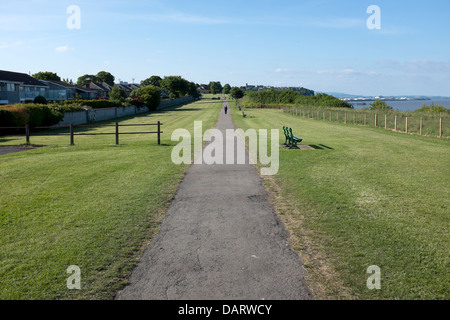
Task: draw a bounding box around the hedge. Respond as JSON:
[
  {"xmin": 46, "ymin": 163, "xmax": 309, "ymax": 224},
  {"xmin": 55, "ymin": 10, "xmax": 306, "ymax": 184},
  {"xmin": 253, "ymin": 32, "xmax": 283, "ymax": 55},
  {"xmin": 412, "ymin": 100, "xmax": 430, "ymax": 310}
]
[
  {"xmin": 0, "ymin": 104, "xmax": 64, "ymax": 127},
  {"xmin": 60, "ymin": 100, "xmax": 122, "ymax": 109}
]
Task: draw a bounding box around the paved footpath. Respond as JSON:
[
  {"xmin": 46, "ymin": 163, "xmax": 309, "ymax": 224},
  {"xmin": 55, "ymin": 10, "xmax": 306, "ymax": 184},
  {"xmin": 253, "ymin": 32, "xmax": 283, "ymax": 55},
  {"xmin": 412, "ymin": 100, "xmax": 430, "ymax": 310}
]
[{"xmin": 116, "ymin": 102, "xmax": 312, "ymax": 300}]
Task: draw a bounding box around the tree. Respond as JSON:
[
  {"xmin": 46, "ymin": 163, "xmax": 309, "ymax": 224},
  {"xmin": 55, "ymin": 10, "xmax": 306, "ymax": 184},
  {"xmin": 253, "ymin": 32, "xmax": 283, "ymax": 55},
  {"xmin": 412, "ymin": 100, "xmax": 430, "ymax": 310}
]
[
  {"xmin": 130, "ymin": 85, "xmax": 161, "ymax": 110},
  {"xmin": 141, "ymin": 76, "xmax": 162, "ymax": 87},
  {"xmin": 62, "ymin": 78, "xmax": 74, "ymax": 85},
  {"xmin": 223, "ymin": 84, "xmax": 231, "ymax": 95},
  {"xmin": 230, "ymin": 87, "xmax": 244, "ymax": 100},
  {"xmin": 160, "ymin": 76, "xmax": 189, "ymax": 98},
  {"xmin": 32, "ymin": 72, "xmax": 61, "ymax": 81},
  {"xmin": 96, "ymin": 71, "xmax": 115, "ymax": 86},
  {"xmin": 188, "ymin": 82, "xmax": 201, "ymax": 99},
  {"xmin": 209, "ymin": 81, "xmax": 222, "ymax": 95},
  {"xmin": 109, "ymin": 85, "xmax": 127, "ymax": 104},
  {"xmin": 77, "ymin": 74, "xmax": 100, "ymax": 86},
  {"xmin": 370, "ymin": 99, "xmax": 393, "ymax": 110}
]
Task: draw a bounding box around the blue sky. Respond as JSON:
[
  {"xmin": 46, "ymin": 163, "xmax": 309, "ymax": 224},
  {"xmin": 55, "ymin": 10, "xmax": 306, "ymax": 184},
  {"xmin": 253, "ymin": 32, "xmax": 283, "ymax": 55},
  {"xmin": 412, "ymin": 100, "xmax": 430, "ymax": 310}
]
[{"xmin": 1, "ymin": 0, "xmax": 449, "ymax": 96}]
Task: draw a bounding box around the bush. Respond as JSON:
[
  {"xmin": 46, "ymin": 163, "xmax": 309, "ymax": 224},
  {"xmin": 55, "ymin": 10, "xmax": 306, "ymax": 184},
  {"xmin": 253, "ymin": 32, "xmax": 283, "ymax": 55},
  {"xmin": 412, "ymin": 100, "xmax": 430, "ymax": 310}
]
[
  {"xmin": 0, "ymin": 104, "xmax": 64, "ymax": 127},
  {"xmin": 60, "ymin": 100, "xmax": 121, "ymax": 109},
  {"xmin": 415, "ymin": 103, "xmax": 449, "ymax": 114},
  {"xmin": 130, "ymin": 86, "xmax": 161, "ymax": 110},
  {"xmin": 33, "ymin": 95, "xmax": 48, "ymax": 105},
  {"xmin": 245, "ymin": 89, "xmax": 353, "ymax": 109},
  {"xmin": 0, "ymin": 109, "xmax": 15, "ymax": 126},
  {"xmin": 370, "ymin": 99, "xmax": 393, "ymax": 110}
]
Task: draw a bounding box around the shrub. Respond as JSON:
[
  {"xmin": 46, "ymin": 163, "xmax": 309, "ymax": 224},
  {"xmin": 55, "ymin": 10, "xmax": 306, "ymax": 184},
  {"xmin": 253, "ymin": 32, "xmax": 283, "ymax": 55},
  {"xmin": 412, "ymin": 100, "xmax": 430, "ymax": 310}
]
[
  {"xmin": 0, "ymin": 104, "xmax": 64, "ymax": 127},
  {"xmin": 130, "ymin": 86, "xmax": 161, "ymax": 110},
  {"xmin": 61, "ymin": 100, "xmax": 121, "ymax": 109},
  {"xmin": 0, "ymin": 105, "xmax": 30, "ymax": 126},
  {"xmin": 370, "ymin": 99, "xmax": 393, "ymax": 110},
  {"xmin": 33, "ymin": 95, "xmax": 48, "ymax": 105},
  {"xmin": 415, "ymin": 103, "xmax": 449, "ymax": 114},
  {"xmin": 0, "ymin": 109, "xmax": 15, "ymax": 126},
  {"xmin": 245, "ymin": 89, "xmax": 353, "ymax": 109}
]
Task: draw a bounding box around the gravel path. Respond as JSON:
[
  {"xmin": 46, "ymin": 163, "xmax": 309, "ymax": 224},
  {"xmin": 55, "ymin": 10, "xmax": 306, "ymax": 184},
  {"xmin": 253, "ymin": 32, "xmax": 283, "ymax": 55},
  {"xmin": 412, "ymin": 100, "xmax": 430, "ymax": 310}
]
[{"xmin": 116, "ymin": 102, "xmax": 312, "ymax": 300}]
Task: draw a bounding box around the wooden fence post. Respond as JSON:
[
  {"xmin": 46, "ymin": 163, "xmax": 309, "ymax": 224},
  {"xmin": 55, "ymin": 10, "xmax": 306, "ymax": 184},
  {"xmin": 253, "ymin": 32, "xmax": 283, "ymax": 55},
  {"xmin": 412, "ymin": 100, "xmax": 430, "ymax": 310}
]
[
  {"xmin": 158, "ymin": 121, "xmax": 161, "ymax": 145},
  {"xmin": 385, "ymin": 114, "xmax": 388, "ymax": 130},
  {"xmin": 345, "ymin": 113, "xmax": 347, "ymax": 124},
  {"xmin": 70, "ymin": 123, "xmax": 74, "ymax": 145},
  {"xmin": 440, "ymin": 117, "xmax": 443, "ymax": 138},
  {"xmin": 323, "ymin": 112, "xmax": 325, "ymax": 121},
  {"xmin": 420, "ymin": 117, "xmax": 423, "ymax": 136},
  {"xmin": 406, "ymin": 117, "xmax": 409, "ymax": 134},
  {"xmin": 375, "ymin": 114, "xmax": 378, "ymax": 128},
  {"xmin": 395, "ymin": 115, "xmax": 398, "ymax": 131},
  {"xmin": 329, "ymin": 112, "xmax": 332, "ymax": 122},
  {"xmin": 25, "ymin": 124, "xmax": 30, "ymax": 144},
  {"xmin": 115, "ymin": 122, "xmax": 119, "ymax": 145}
]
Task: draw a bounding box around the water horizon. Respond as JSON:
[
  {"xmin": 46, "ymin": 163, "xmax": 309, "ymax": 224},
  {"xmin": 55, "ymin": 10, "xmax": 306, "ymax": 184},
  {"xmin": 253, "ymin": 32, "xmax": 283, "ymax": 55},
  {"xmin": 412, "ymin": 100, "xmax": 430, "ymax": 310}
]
[{"xmin": 350, "ymin": 99, "xmax": 450, "ymax": 111}]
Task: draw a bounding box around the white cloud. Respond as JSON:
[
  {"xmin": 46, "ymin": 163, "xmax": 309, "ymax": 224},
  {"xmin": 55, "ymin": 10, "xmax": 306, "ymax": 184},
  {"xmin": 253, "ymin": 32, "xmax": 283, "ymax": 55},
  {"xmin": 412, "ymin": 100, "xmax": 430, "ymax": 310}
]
[
  {"xmin": 55, "ymin": 45, "xmax": 73, "ymax": 53},
  {"xmin": 0, "ymin": 41, "xmax": 23, "ymax": 49}
]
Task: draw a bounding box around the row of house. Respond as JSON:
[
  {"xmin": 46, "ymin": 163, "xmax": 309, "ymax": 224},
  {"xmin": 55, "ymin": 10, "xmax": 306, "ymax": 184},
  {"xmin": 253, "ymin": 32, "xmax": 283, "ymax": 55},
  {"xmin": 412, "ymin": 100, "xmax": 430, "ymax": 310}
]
[{"xmin": 0, "ymin": 70, "xmax": 141, "ymax": 105}]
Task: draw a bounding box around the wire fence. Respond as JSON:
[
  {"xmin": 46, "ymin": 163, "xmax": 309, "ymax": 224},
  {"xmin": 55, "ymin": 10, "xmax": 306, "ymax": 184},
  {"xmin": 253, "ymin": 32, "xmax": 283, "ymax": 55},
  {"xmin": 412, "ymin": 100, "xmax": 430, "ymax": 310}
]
[{"xmin": 282, "ymin": 107, "xmax": 449, "ymax": 138}]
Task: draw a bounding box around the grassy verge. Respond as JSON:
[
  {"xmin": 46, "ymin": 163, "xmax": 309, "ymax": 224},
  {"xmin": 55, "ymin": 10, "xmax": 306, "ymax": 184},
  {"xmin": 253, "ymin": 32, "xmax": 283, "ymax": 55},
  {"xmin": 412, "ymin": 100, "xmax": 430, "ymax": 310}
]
[
  {"xmin": 231, "ymin": 107, "xmax": 449, "ymax": 300},
  {"xmin": 0, "ymin": 101, "xmax": 220, "ymax": 300}
]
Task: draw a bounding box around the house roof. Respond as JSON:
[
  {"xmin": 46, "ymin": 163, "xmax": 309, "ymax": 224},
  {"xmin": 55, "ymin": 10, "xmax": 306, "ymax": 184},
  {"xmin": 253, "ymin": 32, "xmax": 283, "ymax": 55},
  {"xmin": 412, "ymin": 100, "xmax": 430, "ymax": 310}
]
[
  {"xmin": 0, "ymin": 70, "xmax": 48, "ymax": 87},
  {"xmin": 128, "ymin": 84, "xmax": 140, "ymax": 90},
  {"xmin": 84, "ymin": 82, "xmax": 112, "ymax": 91},
  {"xmin": 39, "ymin": 80, "xmax": 96, "ymax": 93},
  {"xmin": 115, "ymin": 84, "xmax": 133, "ymax": 92},
  {"xmin": 39, "ymin": 80, "xmax": 77, "ymax": 89}
]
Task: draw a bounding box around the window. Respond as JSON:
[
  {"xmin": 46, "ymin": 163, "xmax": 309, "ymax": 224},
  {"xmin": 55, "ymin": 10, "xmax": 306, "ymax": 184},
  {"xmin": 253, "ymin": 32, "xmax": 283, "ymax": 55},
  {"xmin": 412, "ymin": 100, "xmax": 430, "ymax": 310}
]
[{"xmin": 7, "ymin": 83, "xmax": 16, "ymax": 92}]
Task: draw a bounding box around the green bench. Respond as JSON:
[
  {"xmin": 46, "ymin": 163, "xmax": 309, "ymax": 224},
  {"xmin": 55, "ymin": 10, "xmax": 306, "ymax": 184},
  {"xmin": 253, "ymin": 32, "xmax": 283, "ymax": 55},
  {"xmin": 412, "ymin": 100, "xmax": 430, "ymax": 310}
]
[{"xmin": 283, "ymin": 126, "xmax": 303, "ymax": 149}]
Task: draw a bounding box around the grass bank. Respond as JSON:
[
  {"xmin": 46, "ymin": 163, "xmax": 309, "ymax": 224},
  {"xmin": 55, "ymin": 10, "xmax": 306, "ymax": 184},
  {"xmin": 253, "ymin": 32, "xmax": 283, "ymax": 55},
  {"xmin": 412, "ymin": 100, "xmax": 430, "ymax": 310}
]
[
  {"xmin": 231, "ymin": 106, "xmax": 449, "ymax": 300},
  {"xmin": 0, "ymin": 101, "xmax": 220, "ymax": 299}
]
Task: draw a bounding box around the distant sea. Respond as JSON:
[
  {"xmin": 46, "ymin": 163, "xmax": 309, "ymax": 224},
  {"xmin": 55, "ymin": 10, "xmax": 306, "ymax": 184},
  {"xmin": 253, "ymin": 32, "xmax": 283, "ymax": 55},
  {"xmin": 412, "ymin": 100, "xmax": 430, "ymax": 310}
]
[{"xmin": 350, "ymin": 99, "xmax": 450, "ymax": 111}]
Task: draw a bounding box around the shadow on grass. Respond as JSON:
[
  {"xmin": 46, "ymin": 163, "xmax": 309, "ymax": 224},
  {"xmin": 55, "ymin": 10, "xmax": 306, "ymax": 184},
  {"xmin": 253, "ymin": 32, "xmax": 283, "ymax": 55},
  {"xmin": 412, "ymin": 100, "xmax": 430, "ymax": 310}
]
[{"xmin": 308, "ymin": 144, "xmax": 334, "ymax": 150}]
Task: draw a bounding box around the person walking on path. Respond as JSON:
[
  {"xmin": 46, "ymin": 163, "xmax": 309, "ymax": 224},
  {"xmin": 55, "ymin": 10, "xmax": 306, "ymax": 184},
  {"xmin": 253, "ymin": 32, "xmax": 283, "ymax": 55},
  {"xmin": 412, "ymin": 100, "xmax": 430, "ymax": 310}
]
[{"xmin": 224, "ymin": 105, "xmax": 228, "ymax": 115}]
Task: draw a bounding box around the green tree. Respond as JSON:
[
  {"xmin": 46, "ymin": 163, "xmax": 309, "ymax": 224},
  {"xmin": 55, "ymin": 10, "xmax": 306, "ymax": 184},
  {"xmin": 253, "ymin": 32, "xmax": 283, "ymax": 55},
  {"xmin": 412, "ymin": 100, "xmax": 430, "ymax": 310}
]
[
  {"xmin": 160, "ymin": 76, "xmax": 189, "ymax": 98},
  {"xmin": 130, "ymin": 85, "xmax": 161, "ymax": 110},
  {"xmin": 62, "ymin": 78, "xmax": 74, "ymax": 85},
  {"xmin": 223, "ymin": 84, "xmax": 231, "ymax": 95},
  {"xmin": 188, "ymin": 82, "xmax": 201, "ymax": 99},
  {"xmin": 32, "ymin": 72, "xmax": 61, "ymax": 81},
  {"xmin": 370, "ymin": 99, "xmax": 393, "ymax": 110},
  {"xmin": 109, "ymin": 85, "xmax": 127, "ymax": 104},
  {"xmin": 77, "ymin": 74, "xmax": 100, "ymax": 86},
  {"xmin": 209, "ymin": 81, "xmax": 222, "ymax": 95},
  {"xmin": 230, "ymin": 87, "xmax": 244, "ymax": 100},
  {"xmin": 96, "ymin": 71, "xmax": 115, "ymax": 86},
  {"xmin": 141, "ymin": 76, "xmax": 162, "ymax": 87}
]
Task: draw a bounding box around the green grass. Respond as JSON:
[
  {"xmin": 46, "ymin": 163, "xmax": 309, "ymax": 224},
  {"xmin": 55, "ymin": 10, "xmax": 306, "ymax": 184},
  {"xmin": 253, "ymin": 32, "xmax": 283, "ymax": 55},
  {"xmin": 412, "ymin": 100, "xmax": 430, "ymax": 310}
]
[
  {"xmin": 0, "ymin": 101, "xmax": 220, "ymax": 300},
  {"xmin": 231, "ymin": 107, "xmax": 449, "ymax": 300}
]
